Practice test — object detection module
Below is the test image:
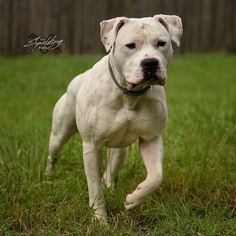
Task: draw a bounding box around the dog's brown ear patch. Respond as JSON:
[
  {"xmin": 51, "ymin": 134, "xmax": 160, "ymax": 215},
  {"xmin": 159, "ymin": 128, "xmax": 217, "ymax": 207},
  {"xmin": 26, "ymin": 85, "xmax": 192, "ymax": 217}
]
[
  {"xmin": 100, "ymin": 17, "xmax": 127, "ymax": 53},
  {"xmin": 154, "ymin": 14, "xmax": 183, "ymax": 47}
]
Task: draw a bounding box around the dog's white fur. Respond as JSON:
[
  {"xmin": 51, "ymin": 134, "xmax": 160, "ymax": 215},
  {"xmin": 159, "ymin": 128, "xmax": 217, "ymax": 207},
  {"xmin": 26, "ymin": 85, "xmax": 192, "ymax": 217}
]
[{"xmin": 45, "ymin": 15, "xmax": 183, "ymax": 221}]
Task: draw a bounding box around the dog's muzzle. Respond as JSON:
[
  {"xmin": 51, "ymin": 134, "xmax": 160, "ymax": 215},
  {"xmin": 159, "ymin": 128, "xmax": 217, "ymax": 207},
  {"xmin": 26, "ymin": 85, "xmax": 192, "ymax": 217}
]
[{"xmin": 141, "ymin": 58, "xmax": 165, "ymax": 86}]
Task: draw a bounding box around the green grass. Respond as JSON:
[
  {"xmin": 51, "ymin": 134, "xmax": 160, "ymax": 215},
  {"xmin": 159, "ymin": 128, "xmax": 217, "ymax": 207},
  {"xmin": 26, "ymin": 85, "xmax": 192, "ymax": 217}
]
[{"xmin": 0, "ymin": 53, "xmax": 235, "ymax": 235}]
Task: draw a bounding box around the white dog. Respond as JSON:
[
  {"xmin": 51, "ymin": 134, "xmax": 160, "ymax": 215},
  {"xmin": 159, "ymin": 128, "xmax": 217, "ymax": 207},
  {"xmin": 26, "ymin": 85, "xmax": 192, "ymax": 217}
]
[{"xmin": 45, "ymin": 15, "xmax": 183, "ymax": 221}]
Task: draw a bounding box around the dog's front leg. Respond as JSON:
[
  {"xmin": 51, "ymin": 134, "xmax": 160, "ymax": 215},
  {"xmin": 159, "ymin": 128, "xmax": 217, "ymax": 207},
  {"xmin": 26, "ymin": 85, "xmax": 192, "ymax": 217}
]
[
  {"xmin": 82, "ymin": 142, "xmax": 107, "ymax": 221},
  {"xmin": 124, "ymin": 136, "xmax": 163, "ymax": 209}
]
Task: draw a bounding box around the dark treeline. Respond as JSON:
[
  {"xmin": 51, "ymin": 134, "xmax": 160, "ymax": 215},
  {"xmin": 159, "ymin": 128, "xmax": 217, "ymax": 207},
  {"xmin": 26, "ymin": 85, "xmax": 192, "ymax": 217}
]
[{"xmin": 0, "ymin": 0, "xmax": 236, "ymax": 55}]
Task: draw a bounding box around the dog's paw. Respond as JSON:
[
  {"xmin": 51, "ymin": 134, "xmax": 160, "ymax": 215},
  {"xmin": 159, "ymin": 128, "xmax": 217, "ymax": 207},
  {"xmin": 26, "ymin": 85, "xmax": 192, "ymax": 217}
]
[
  {"xmin": 102, "ymin": 172, "xmax": 115, "ymax": 189},
  {"xmin": 124, "ymin": 192, "xmax": 145, "ymax": 210},
  {"xmin": 124, "ymin": 183, "xmax": 147, "ymax": 210},
  {"xmin": 102, "ymin": 178, "xmax": 115, "ymax": 189},
  {"xmin": 44, "ymin": 164, "xmax": 53, "ymax": 177},
  {"xmin": 92, "ymin": 208, "xmax": 108, "ymax": 224},
  {"xmin": 124, "ymin": 180, "xmax": 158, "ymax": 210}
]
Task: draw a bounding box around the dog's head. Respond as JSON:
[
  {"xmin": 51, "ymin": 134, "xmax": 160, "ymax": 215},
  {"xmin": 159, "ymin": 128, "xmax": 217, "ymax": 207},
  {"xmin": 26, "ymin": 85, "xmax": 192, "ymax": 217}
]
[{"xmin": 100, "ymin": 15, "xmax": 183, "ymax": 88}]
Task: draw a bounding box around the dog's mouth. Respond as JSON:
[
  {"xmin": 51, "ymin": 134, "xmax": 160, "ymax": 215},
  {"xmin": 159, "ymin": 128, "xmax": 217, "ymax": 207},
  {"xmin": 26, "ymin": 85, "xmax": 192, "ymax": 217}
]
[
  {"xmin": 127, "ymin": 73, "xmax": 165, "ymax": 88},
  {"xmin": 143, "ymin": 73, "xmax": 166, "ymax": 86},
  {"xmin": 143, "ymin": 69, "xmax": 166, "ymax": 85}
]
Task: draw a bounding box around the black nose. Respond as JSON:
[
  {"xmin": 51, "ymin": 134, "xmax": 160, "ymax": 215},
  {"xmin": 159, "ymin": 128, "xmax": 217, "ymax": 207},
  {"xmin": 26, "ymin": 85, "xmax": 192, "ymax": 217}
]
[{"xmin": 141, "ymin": 58, "xmax": 159, "ymax": 68}]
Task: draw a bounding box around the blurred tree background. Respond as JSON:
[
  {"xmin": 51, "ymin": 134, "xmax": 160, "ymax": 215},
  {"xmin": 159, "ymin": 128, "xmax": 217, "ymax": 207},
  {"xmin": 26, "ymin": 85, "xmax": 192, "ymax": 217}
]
[{"xmin": 0, "ymin": 0, "xmax": 236, "ymax": 55}]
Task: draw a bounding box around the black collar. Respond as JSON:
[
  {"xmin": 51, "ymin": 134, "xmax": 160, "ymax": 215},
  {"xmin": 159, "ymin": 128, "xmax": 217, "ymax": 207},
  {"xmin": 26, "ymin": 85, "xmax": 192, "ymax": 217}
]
[{"xmin": 108, "ymin": 58, "xmax": 151, "ymax": 96}]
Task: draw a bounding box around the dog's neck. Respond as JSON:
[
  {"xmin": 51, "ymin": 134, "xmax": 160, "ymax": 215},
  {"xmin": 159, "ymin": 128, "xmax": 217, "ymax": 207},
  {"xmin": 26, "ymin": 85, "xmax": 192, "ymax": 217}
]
[{"xmin": 108, "ymin": 55, "xmax": 147, "ymax": 110}]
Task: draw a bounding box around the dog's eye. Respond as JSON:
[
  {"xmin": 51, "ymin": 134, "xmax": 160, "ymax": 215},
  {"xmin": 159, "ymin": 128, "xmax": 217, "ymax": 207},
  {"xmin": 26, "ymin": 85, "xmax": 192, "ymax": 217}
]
[
  {"xmin": 157, "ymin": 41, "xmax": 166, "ymax": 47},
  {"xmin": 125, "ymin": 43, "xmax": 136, "ymax": 49}
]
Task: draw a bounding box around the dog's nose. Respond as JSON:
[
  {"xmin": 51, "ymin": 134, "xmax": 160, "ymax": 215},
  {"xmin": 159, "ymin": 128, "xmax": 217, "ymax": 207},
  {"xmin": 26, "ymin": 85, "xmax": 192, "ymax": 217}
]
[{"xmin": 141, "ymin": 58, "xmax": 159, "ymax": 68}]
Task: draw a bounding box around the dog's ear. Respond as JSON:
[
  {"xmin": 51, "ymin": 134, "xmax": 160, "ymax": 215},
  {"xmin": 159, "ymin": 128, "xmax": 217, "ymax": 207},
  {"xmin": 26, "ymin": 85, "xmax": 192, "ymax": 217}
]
[
  {"xmin": 100, "ymin": 17, "xmax": 127, "ymax": 53},
  {"xmin": 153, "ymin": 15, "xmax": 183, "ymax": 47}
]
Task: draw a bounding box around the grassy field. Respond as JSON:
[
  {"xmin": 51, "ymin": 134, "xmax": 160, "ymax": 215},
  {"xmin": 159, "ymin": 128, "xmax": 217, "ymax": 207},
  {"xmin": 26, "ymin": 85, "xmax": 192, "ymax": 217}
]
[{"xmin": 0, "ymin": 53, "xmax": 235, "ymax": 235}]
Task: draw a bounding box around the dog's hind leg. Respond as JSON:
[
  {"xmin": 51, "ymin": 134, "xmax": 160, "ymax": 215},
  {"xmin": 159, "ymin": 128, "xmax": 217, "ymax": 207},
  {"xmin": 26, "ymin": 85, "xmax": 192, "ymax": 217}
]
[
  {"xmin": 45, "ymin": 93, "xmax": 77, "ymax": 176},
  {"xmin": 103, "ymin": 148, "xmax": 128, "ymax": 188}
]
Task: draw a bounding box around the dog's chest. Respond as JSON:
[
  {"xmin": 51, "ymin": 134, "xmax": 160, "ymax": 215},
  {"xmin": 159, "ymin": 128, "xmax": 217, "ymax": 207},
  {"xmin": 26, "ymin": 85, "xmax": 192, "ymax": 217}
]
[{"xmin": 96, "ymin": 104, "xmax": 166, "ymax": 148}]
